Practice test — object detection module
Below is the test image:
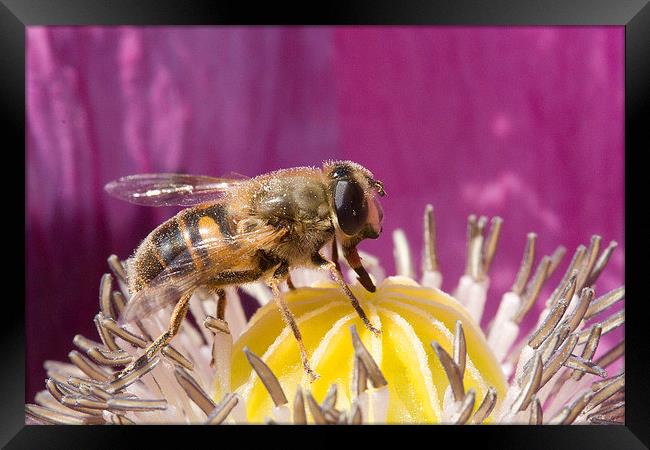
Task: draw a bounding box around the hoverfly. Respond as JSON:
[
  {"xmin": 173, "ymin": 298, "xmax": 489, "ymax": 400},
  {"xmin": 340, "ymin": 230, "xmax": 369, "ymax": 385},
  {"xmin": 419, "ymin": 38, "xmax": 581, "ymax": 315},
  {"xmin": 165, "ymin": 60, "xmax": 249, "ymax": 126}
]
[{"xmin": 105, "ymin": 160, "xmax": 385, "ymax": 381}]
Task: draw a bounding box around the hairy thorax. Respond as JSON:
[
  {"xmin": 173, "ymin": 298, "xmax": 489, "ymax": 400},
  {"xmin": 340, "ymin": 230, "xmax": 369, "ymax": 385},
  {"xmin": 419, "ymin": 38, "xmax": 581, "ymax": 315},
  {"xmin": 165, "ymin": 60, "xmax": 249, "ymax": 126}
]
[{"xmin": 246, "ymin": 173, "xmax": 334, "ymax": 265}]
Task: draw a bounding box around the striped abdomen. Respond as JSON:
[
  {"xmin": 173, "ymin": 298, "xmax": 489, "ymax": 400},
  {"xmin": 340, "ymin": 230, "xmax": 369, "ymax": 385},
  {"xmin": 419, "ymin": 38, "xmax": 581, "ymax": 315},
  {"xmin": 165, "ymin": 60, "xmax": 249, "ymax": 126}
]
[{"xmin": 128, "ymin": 202, "xmax": 235, "ymax": 292}]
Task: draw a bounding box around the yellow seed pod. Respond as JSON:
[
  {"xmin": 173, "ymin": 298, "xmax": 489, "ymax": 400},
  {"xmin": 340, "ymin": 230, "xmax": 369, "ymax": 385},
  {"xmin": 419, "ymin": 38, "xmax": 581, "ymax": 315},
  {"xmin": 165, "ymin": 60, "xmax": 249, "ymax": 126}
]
[{"xmin": 222, "ymin": 276, "xmax": 507, "ymax": 423}]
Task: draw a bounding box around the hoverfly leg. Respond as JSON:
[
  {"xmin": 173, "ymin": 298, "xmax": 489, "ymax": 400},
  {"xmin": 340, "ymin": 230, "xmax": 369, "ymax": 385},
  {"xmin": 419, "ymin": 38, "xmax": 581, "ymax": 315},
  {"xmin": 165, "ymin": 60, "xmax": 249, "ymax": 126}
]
[
  {"xmin": 118, "ymin": 292, "xmax": 192, "ymax": 378},
  {"xmin": 268, "ymin": 264, "xmax": 319, "ymax": 382},
  {"xmin": 207, "ymin": 289, "xmax": 227, "ymax": 368},
  {"xmin": 286, "ymin": 274, "xmax": 296, "ymax": 290},
  {"xmin": 215, "ymin": 289, "xmax": 227, "ymax": 320},
  {"xmin": 312, "ymin": 253, "xmax": 381, "ymax": 336},
  {"xmin": 331, "ymin": 237, "xmax": 342, "ymax": 273}
]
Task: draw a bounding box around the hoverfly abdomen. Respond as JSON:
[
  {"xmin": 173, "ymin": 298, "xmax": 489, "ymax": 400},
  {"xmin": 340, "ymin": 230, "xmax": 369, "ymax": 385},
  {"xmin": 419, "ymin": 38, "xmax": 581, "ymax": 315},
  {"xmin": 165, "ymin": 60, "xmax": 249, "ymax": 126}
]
[
  {"xmin": 129, "ymin": 202, "xmax": 237, "ymax": 294},
  {"xmin": 129, "ymin": 216, "xmax": 192, "ymax": 292},
  {"xmin": 179, "ymin": 211, "xmax": 212, "ymax": 270},
  {"xmin": 153, "ymin": 217, "xmax": 186, "ymax": 268},
  {"xmin": 197, "ymin": 203, "xmax": 237, "ymax": 246},
  {"xmin": 128, "ymin": 245, "xmax": 166, "ymax": 292}
]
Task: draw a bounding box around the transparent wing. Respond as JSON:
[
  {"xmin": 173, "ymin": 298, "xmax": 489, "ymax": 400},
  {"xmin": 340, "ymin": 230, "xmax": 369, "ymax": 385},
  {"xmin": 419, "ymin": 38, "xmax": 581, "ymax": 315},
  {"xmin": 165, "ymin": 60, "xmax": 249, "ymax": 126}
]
[
  {"xmin": 120, "ymin": 258, "xmax": 202, "ymax": 324},
  {"xmin": 220, "ymin": 171, "xmax": 250, "ymax": 181},
  {"xmin": 120, "ymin": 223, "xmax": 286, "ymax": 323},
  {"xmin": 105, "ymin": 173, "xmax": 246, "ymax": 207}
]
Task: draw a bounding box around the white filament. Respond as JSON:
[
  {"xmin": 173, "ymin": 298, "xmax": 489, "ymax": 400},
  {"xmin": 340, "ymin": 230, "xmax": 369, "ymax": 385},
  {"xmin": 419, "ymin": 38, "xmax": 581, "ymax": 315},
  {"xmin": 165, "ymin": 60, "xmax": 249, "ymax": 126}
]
[
  {"xmin": 420, "ymin": 270, "xmax": 442, "ymax": 290},
  {"xmin": 272, "ymin": 404, "xmax": 292, "ymax": 423},
  {"xmin": 393, "ymin": 229, "xmax": 414, "ymax": 278},
  {"xmin": 370, "ymin": 385, "xmax": 390, "ymax": 423},
  {"xmin": 487, "ymin": 292, "xmax": 522, "ymax": 362}
]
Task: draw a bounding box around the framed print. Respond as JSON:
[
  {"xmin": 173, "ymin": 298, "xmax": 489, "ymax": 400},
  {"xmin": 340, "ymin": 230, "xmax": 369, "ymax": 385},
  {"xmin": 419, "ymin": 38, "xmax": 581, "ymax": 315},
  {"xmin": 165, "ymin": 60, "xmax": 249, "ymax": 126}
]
[{"xmin": 3, "ymin": 0, "xmax": 648, "ymax": 448}]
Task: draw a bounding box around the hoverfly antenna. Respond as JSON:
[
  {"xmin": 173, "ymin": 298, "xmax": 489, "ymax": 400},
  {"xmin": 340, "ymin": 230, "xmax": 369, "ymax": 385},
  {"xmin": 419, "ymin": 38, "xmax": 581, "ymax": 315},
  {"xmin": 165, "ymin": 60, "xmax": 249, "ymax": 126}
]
[{"xmin": 373, "ymin": 180, "xmax": 386, "ymax": 197}]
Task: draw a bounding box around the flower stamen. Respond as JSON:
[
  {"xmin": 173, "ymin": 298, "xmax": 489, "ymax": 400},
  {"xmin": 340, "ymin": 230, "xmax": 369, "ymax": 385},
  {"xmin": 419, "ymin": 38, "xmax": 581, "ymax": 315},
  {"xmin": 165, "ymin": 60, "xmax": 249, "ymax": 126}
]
[
  {"xmin": 26, "ymin": 207, "xmax": 624, "ymax": 425},
  {"xmin": 293, "ymin": 387, "xmax": 307, "ymax": 424},
  {"xmin": 471, "ymin": 386, "xmax": 497, "ymax": 424},
  {"xmin": 349, "ymin": 325, "xmax": 387, "ymax": 388},
  {"xmin": 174, "ymin": 366, "xmax": 216, "ymax": 415},
  {"xmin": 431, "ymin": 341, "xmax": 465, "ymax": 403},
  {"xmin": 422, "ymin": 204, "xmax": 439, "ymax": 274},
  {"xmin": 243, "ymin": 347, "xmax": 288, "ymax": 407},
  {"xmin": 450, "ymin": 389, "xmax": 475, "ymax": 424},
  {"xmin": 586, "ymin": 241, "xmax": 618, "ymax": 287},
  {"xmin": 529, "ymin": 396, "xmax": 543, "ymax": 424},
  {"xmin": 207, "ymin": 393, "xmax": 238, "ymax": 424}
]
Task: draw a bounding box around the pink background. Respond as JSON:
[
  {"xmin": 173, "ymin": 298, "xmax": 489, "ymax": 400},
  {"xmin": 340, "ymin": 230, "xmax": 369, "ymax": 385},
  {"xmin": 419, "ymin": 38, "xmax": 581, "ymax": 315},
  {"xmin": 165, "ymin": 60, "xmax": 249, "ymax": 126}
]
[{"xmin": 27, "ymin": 27, "xmax": 624, "ymax": 400}]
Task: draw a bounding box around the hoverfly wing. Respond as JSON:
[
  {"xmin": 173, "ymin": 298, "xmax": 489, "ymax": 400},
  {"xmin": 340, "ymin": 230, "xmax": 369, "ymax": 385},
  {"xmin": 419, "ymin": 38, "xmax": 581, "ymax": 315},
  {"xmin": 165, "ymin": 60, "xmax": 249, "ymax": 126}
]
[
  {"xmin": 120, "ymin": 280, "xmax": 194, "ymax": 324},
  {"xmin": 120, "ymin": 258, "xmax": 201, "ymax": 323},
  {"xmin": 220, "ymin": 171, "xmax": 250, "ymax": 181},
  {"xmin": 105, "ymin": 173, "xmax": 244, "ymax": 207},
  {"xmin": 119, "ymin": 223, "xmax": 288, "ymax": 323}
]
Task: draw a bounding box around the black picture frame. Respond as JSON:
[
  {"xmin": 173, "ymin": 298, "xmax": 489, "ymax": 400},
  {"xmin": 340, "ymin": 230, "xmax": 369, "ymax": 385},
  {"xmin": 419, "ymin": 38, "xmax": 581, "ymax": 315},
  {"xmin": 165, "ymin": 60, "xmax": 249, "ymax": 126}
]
[{"xmin": 4, "ymin": 1, "xmax": 648, "ymax": 448}]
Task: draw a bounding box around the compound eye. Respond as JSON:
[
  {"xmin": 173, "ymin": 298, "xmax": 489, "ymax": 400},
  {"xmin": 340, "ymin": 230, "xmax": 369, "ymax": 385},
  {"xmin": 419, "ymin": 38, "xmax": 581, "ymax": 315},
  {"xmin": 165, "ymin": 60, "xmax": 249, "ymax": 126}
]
[{"xmin": 334, "ymin": 179, "xmax": 368, "ymax": 236}]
